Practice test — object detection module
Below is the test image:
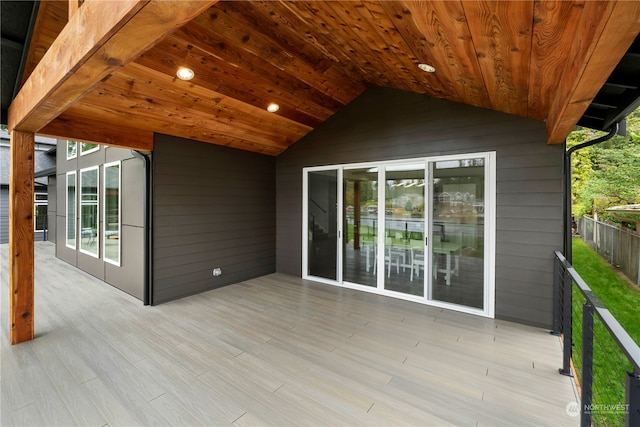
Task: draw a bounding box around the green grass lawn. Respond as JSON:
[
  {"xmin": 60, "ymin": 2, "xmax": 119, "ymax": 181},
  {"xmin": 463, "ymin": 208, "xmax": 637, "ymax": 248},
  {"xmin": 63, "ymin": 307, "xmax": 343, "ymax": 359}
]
[
  {"xmin": 570, "ymin": 238, "xmax": 640, "ymax": 426},
  {"xmin": 572, "ymin": 238, "xmax": 640, "ymax": 341}
]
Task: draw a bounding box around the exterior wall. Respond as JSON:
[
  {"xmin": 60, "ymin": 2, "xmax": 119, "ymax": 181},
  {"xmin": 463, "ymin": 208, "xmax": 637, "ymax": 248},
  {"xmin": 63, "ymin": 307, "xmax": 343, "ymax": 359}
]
[
  {"xmin": 55, "ymin": 143, "xmax": 145, "ymax": 300},
  {"xmin": 0, "ymin": 133, "xmax": 56, "ymax": 244},
  {"xmin": 152, "ymin": 134, "xmax": 276, "ymax": 303},
  {"xmin": 276, "ymin": 87, "xmax": 563, "ymax": 328},
  {"xmin": 0, "ymin": 186, "xmax": 50, "ymax": 244},
  {"xmin": 0, "ymin": 186, "xmax": 7, "ymax": 244}
]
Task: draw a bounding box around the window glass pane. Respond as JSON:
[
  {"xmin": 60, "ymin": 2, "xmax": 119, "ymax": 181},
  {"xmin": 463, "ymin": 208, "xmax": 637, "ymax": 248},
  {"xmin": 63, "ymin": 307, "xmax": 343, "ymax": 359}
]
[
  {"xmin": 67, "ymin": 140, "xmax": 77, "ymax": 159},
  {"xmin": 34, "ymin": 205, "xmax": 47, "ymax": 231},
  {"xmin": 80, "ymin": 142, "xmax": 99, "ymax": 155},
  {"xmin": 343, "ymin": 167, "xmax": 378, "ymax": 287},
  {"xmin": 307, "ymin": 169, "xmax": 338, "ymax": 280},
  {"xmin": 104, "ymin": 163, "xmax": 120, "ymax": 265},
  {"xmin": 431, "ymin": 157, "xmax": 485, "ymax": 309},
  {"xmin": 80, "ymin": 168, "xmax": 99, "ymax": 256},
  {"xmin": 67, "ymin": 172, "xmax": 76, "ymax": 249},
  {"xmin": 384, "ymin": 164, "xmax": 425, "ymax": 296}
]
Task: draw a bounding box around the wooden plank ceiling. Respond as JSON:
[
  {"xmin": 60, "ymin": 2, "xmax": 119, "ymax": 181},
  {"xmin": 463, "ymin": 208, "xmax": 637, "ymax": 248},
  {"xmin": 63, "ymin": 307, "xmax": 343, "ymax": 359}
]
[{"xmin": 15, "ymin": 1, "xmax": 640, "ymax": 155}]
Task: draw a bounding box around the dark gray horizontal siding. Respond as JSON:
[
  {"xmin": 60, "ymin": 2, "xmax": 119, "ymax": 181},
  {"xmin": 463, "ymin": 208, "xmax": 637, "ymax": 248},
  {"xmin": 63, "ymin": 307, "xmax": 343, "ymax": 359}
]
[
  {"xmin": 498, "ymin": 166, "xmax": 563, "ymax": 182},
  {"xmin": 498, "ymin": 181, "xmax": 563, "ymax": 193},
  {"xmin": 498, "ymin": 218, "xmax": 563, "ymax": 232},
  {"xmin": 496, "ymin": 291, "xmax": 553, "ymax": 326},
  {"xmin": 153, "ymin": 262, "xmax": 274, "ymax": 303},
  {"xmin": 155, "ymin": 240, "xmax": 274, "ymax": 268},
  {"xmin": 497, "ymin": 230, "xmax": 561, "ymax": 246},
  {"xmin": 497, "ymin": 241, "xmax": 562, "ymax": 258},
  {"xmin": 498, "ymin": 206, "xmax": 562, "ymax": 220},
  {"xmin": 153, "ymin": 134, "xmax": 276, "ymax": 304},
  {"xmin": 276, "ymin": 87, "xmax": 563, "ymax": 327}
]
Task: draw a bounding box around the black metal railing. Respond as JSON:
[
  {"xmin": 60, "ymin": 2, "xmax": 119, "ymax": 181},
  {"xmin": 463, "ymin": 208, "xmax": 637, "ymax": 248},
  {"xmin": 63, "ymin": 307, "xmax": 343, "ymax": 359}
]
[{"xmin": 553, "ymin": 251, "xmax": 640, "ymax": 427}]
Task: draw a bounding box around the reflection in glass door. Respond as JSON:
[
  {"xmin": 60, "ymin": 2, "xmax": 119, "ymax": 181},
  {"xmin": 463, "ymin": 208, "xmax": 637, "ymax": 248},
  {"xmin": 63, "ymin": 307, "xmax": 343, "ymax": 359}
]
[
  {"xmin": 383, "ymin": 164, "xmax": 425, "ymax": 296},
  {"xmin": 343, "ymin": 168, "xmax": 378, "ymax": 287},
  {"xmin": 430, "ymin": 158, "xmax": 485, "ymax": 309},
  {"xmin": 307, "ymin": 170, "xmax": 338, "ymax": 280}
]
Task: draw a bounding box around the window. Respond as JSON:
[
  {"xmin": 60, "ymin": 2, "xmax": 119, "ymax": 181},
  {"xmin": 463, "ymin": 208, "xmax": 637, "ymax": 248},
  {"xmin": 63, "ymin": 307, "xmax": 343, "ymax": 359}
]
[
  {"xmin": 67, "ymin": 140, "xmax": 77, "ymax": 159},
  {"xmin": 104, "ymin": 162, "xmax": 121, "ymax": 265},
  {"xmin": 66, "ymin": 172, "xmax": 77, "ymax": 249},
  {"xmin": 34, "ymin": 193, "xmax": 48, "ymax": 232},
  {"xmin": 80, "ymin": 142, "xmax": 99, "ymax": 155},
  {"xmin": 79, "ymin": 167, "xmax": 99, "ymax": 257}
]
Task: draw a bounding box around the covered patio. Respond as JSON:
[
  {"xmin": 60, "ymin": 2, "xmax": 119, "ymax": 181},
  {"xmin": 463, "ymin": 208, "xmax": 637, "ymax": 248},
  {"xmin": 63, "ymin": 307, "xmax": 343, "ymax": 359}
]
[{"xmin": 1, "ymin": 242, "xmax": 577, "ymax": 426}]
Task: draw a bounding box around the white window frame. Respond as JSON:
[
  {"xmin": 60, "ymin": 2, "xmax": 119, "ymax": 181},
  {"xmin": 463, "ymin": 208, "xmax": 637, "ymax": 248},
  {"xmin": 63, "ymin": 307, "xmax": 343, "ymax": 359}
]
[
  {"xmin": 66, "ymin": 171, "xmax": 77, "ymax": 250},
  {"xmin": 66, "ymin": 140, "xmax": 77, "ymax": 160},
  {"xmin": 103, "ymin": 161, "xmax": 121, "ymax": 266},
  {"xmin": 80, "ymin": 142, "xmax": 100, "ymax": 156},
  {"xmin": 79, "ymin": 166, "xmax": 100, "ymax": 258},
  {"xmin": 302, "ymin": 151, "xmax": 496, "ymax": 319},
  {"xmin": 34, "ymin": 193, "xmax": 48, "ymax": 232}
]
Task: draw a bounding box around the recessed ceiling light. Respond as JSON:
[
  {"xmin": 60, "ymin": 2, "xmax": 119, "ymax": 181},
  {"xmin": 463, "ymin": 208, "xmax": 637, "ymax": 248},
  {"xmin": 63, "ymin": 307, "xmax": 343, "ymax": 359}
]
[
  {"xmin": 176, "ymin": 67, "xmax": 195, "ymax": 81},
  {"xmin": 418, "ymin": 63, "xmax": 436, "ymax": 73},
  {"xmin": 267, "ymin": 103, "xmax": 280, "ymax": 113}
]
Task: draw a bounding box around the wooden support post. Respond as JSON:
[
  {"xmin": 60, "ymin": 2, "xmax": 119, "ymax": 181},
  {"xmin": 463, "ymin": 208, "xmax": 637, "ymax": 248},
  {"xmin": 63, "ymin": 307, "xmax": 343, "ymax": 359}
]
[
  {"xmin": 68, "ymin": 0, "xmax": 80, "ymax": 21},
  {"xmin": 9, "ymin": 131, "xmax": 35, "ymax": 344}
]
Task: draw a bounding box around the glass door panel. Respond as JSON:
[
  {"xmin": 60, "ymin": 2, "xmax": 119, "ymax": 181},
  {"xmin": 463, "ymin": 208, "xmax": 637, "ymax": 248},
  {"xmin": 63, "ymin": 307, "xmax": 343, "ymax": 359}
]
[
  {"xmin": 383, "ymin": 164, "xmax": 425, "ymax": 296},
  {"xmin": 430, "ymin": 158, "xmax": 485, "ymax": 308},
  {"xmin": 343, "ymin": 168, "xmax": 378, "ymax": 287},
  {"xmin": 307, "ymin": 170, "xmax": 338, "ymax": 280}
]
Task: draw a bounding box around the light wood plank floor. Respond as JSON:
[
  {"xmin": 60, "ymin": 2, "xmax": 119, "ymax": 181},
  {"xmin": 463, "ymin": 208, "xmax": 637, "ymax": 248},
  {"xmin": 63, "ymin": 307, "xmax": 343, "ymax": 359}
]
[{"xmin": 1, "ymin": 242, "xmax": 578, "ymax": 426}]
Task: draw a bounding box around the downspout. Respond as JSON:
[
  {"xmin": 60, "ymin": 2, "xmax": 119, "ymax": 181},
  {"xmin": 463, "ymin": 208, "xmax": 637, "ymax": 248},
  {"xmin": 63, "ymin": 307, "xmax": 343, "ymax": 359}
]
[
  {"xmin": 131, "ymin": 150, "xmax": 153, "ymax": 305},
  {"xmin": 564, "ymin": 123, "xmax": 618, "ymax": 263}
]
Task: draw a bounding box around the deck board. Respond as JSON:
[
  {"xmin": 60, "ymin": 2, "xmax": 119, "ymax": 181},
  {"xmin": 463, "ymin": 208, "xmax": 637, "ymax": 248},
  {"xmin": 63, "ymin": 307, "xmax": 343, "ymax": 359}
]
[{"xmin": 1, "ymin": 242, "xmax": 578, "ymax": 426}]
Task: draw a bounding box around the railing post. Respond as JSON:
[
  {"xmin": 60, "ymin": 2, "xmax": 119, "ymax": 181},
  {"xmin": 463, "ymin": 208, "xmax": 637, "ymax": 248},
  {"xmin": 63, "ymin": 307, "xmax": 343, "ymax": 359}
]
[
  {"xmin": 551, "ymin": 255, "xmax": 561, "ymax": 336},
  {"xmin": 627, "ymin": 371, "xmax": 640, "ymax": 427},
  {"xmin": 560, "ymin": 262, "xmax": 573, "ymax": 376},
  {"xmin": 581, "ymin": 302, "xmax": 594, "ymax": 427}
]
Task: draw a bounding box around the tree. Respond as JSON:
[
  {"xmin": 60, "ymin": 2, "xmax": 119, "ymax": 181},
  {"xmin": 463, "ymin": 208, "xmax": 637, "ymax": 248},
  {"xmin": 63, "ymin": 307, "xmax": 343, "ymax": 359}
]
[{"xmin": 568, "ymin": 107, "xmax": 640, "ymax": 228}]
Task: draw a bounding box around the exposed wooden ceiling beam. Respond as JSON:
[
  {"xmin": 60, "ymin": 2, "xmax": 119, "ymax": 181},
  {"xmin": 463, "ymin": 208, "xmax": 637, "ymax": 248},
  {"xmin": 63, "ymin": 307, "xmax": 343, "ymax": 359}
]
[
  {"xmin": 68, "ymin": 0, "xmax": 80, "ymax": 22},
  {"xmin": 546, "ymin": 0, "xmax": 640, "ymax": 144},
  {"xmin": 39, "ymin": 115, "xmax": 154, "ymax": 151},
  {"xmin": 20, "ymin": 1, "xmax": 68, "ymax": 89},
  {"xmin": 8, "ymin": 0, "xmax": 216, "ymax": 133}
]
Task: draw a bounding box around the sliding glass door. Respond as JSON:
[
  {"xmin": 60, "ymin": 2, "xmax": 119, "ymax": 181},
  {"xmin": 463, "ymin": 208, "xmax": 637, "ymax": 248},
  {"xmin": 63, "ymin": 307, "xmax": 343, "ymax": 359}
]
[{"xmin": 303, "ymin": 153, "xmax": 494, "ymax": 317}]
